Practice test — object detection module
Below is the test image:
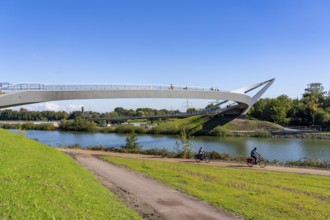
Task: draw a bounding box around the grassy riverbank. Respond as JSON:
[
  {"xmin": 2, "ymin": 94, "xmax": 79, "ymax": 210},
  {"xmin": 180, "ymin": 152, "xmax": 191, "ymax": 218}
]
[
  {"xmin": 102, "ymin": 156, "xmax": 330, "ymax": 220},
  {"xmin": 0, "ymin": 116, "xmax": 284, "ymax": 137},
  {"xmin": 0, "ymin": 129, "xmax": 141, "ymax": 219}
]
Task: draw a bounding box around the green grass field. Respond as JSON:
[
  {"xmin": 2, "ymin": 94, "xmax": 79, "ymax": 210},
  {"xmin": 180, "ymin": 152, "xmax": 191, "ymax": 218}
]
[
  {"xmin": 0, "ymin": 129, "xmax": 141, "ymax": 219},
  {"xmin": 102, "ymin": 156, "xmax": 330, "ymax": 220}
]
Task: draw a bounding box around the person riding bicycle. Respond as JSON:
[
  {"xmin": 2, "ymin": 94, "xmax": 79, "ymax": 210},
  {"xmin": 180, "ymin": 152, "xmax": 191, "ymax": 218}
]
[
  {"xmin": 251, "ymin": 147, "xmax": 260, "ymax": 164},
  {"xmin": 198, "ymin": 146, "xmax": 205, "ymax": 160}
]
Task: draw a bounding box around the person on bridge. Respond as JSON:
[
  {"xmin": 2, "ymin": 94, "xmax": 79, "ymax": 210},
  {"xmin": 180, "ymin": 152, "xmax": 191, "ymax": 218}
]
[{"xmin": 250, "ymin": 147, "xmax": 260, "ymax": 164}]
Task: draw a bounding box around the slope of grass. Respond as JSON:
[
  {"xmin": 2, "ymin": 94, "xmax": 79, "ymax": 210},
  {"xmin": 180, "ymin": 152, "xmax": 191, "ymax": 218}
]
[
  {"xmin": 225, "ymin": 119, "xmax": 284, "ymax": 131},
  {"xmin": 103, "ymin": 157, "xmax": 330, "ymax": 220},
  {"xmin": 0, "ymin": 129, "xmax": 141, "ymax": 219},
  {"xmin": 152, "ymin": 116, "xmax": 283, "ymax": 136},
  {"xmin": 151, "ymin": 116, "xmax": 209, "ymax": 134}
]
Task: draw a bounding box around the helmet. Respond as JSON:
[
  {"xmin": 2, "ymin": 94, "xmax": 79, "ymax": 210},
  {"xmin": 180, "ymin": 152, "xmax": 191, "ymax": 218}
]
[{"xmin": 254, "ymin": 147, "xmax": 257, "ymax": 150}]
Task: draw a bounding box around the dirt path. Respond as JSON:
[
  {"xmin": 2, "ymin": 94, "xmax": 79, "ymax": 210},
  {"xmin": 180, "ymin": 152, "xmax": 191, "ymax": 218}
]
[
  {"xmin": 59, "ymin": 148, "xmax": 330, "ymax": 176},
  {"xmin": 71, "ymin": 152, "xmax": 240, "ymax": 220}
]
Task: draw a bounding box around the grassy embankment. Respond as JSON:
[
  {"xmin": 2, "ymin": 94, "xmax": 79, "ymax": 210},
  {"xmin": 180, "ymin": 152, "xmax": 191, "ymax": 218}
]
[
  {"xmin": 102, "ymin": 156, "xmax": 330, "ymax": 220},
  {"xmin": 0, "ymin": 129, "xmax": 141, "ymax": 219}
]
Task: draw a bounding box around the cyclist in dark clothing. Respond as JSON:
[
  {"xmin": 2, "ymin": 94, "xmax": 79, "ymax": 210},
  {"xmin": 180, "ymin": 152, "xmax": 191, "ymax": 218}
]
[
  {"xmin": 251, "ymin": 147, "xmax": 259, "ymax": 164},
  {"xmin": 198, "ymin": 146, "xmax": 205, "ymax": 159}
]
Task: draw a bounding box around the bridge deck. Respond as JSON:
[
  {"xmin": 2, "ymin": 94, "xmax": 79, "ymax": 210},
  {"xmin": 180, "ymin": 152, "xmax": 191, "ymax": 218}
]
[
  {"xmin": 0, "ymin": 83, "xmax": 227, "ymax": 93},
  {"xmin": 0, "ymin": 79, "xmax": 275, "ymax": 119}
]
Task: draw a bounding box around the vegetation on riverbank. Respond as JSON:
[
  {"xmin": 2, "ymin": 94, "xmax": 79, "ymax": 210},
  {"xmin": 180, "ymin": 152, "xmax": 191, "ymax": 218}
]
[
  {"xmin": 0, "ymin": 116, "xmax": 285, "ymax": 136},
  {"xmin": 0, "ymin": 122, "xmax": 57, "ymax": 130},
  {"xmin": 0, "ymin": 129, "xmax": 141, "ymax": 219},
  {"xmin": 2, "ymin": 116, "xmax": 330, "ymax": 139},
  {"xmin": 102, "ymin": 157, "xmax": 330, "ymax": 220}
]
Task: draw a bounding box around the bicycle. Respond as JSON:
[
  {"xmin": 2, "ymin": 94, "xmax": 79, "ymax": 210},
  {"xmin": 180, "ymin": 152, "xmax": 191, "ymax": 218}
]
[
  {"xmin": 194, "ymin": 152, "xmax": 211, "ymax": 163},
  {"xmin": 247, "ymin": 155, "xmax": 267, "ymax": 168}
]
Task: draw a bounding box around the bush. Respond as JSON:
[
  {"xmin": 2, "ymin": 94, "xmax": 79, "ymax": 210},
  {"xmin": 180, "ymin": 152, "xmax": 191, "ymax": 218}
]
[
  {"xmin": 100, "ymin": 127, "xmax": 116, "ymax": 133},
  {"xmin": 21, "ymin": 123, "xmax": 35, "ymax": 130},
  {"xmin": 115, "ymin": 125, "xmax": 136, "ymax": 133},
  {"xmin": 209, "ymin": 126, "xmax": 230, "ymax": 137},
  {"xmin": 142, "ymin": 148, "xmax": 175, "ymax": 158},
  {"xmin": 34, "ymin": 123, "xmax": 57, "ymax": 130},
  {"xmin": 122, "ymin": 132, "xmax": 142, "ymax": 150},
  {"xmin": 1, "ymin": 124, "xmax": 20, "ymax": 129},
  {"xmin": 285, "ymin": 158, "xmax": 330, "ymax": 168},
  {"xmin": 251, "ymin": 130, "xmax": 272, "ymax": 138}
]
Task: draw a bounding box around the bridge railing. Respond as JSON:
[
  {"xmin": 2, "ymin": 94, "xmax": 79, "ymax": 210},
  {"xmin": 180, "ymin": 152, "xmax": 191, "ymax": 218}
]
[{"xmin": 0, "ymin": 83, "xmax": 228, "ymax": 92}]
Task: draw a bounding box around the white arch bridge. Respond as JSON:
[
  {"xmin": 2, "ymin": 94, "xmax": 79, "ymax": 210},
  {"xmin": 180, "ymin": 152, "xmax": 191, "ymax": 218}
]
[{"xmin": 0, "ymin": 79, "xmax": 274, "ymax": 117}]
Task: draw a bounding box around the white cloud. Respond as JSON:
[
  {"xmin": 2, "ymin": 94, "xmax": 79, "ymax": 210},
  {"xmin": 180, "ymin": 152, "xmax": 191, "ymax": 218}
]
[
  {"xmin": 42, "ymin": 103, "xmax": 62, "ymax": 111},
  {"xmin": 9, "ymin": 102, "xmax": 84, "ymax": 112},
  {"xmin": 65, "ymin": 104, "xmax": 84, "ymax": 112}
]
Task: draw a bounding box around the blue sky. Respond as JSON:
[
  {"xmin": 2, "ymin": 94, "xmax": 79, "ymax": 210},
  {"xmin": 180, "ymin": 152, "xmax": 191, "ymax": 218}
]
[{"xmin": 1, "ymin": 0, "xmax": 329, "ymax": 112}]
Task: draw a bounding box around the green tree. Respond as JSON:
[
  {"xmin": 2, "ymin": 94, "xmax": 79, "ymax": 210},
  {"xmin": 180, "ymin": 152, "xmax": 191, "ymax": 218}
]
[
  {"xmin": 114, "ymin": 107, "xmax": 128, "ymax": 116},
  {"xmin": 59, "ymin": 119, "xmax": 74, "ymax": 130},
  {"xmin": 108, "ymin": 111, "xmax": 119, "ymax": 117},
  {"xmin": 272, "ymin": 95, "xmax": 293, "ymax": 125},
  {"xmin": 248, "ymin": 98, "xmax": 269, "ymax": 120},
  {"xmin": 85, "ymin": 121, "xmax": 97, "ymax": 132},
  {"xmin": 186, "ymin": 108, "xmax": 196, "ymax": 113},
  {"xmin": 175, "ymin": 129, "xmax": 193, "ymax": 158},
  {"xmin": 136, "ymin": 110, "xmax": 145, "ymax": 117},
  {"xmin": 123, "ymin": 132, "xmax": 141, "ymax": 149},
  {"xmin": 302, "ymin": 83, "xmax": 326, "ymax": 125},
  {"xmin": 73, "ymin": 116, "xmax": 86, "ymax": 130},
  {"xmin": 288, "ymin": 99, "xmax": 306, "ymax": 126}
]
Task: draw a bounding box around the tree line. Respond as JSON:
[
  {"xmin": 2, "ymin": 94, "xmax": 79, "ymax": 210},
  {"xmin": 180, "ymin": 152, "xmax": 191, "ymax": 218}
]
[
  {"xmin": 0, "ymin": 107, "xmax": 182, "ymax": 122},
  {"xmin": 248, "ymin": 83, "xmax": 330, "ymax": 129}
]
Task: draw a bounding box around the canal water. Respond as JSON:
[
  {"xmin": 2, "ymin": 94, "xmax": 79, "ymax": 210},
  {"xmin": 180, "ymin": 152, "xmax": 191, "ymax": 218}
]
[{"xmin": 14, "ymin": 130, "xmax": 330, "ymax": 162}]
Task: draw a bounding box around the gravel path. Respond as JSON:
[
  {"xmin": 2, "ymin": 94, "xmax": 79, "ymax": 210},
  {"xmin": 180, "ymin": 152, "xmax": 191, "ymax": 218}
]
[{"xmin": 72, "ymin": 153, "xmax": 241, "ymax": 220}]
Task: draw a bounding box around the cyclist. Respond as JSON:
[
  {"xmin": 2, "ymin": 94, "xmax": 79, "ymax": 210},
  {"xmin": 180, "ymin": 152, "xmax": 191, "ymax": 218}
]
[
  {"xmin": 198, "ymin": 146, "xmax": 205, "ymax": 160},
  {"xmin": 250, "ymin": 147, "xmax": 260, "ymax": 164}
]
